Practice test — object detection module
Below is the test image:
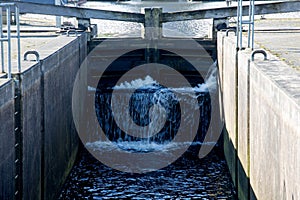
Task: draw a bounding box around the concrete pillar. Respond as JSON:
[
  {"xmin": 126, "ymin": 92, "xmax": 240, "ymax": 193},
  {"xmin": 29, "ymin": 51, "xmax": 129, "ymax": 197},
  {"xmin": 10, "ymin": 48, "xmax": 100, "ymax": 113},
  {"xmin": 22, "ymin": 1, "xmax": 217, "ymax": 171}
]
[
  {"xmin": 55, "ymin": 0, "xmax": 61, "ymax": 28},
  {"xmin": 144, "ymin": 7, "xmax": 162, "ymax": 40},
  {"xmin": 144, "ymin": 7, "xmax": 162, "ymax": 63}
]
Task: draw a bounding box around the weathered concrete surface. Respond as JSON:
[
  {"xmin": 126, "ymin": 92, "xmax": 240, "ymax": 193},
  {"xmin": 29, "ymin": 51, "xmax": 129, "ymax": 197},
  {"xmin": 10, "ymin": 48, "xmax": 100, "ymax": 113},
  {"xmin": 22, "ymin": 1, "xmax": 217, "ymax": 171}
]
[
  {"xmin": 218, "ymin": 27, "xmax": 300, "ymax": 200},
  {"xmin": 237, "ymin": 49, "xmax": 252, "ymax": 200},
  {"xmin": 19, "ymin": 62, "xmax": 43, "ymax": 200},
  {"xmin": 0, "ymin": 79, "xmax": 15, "ymax": 200},
  {"xmin": 248, "ymin": 54, "xmax": 300, "ymax": 200},
  {"xmin": 218, "ymin": 33, "xmax": 238, "ymax": 188},
  {"xmin": 2, "ymin": 33, "xmax": 87, "ymax": 200},
  {"xmin": 41, "ymin": 34, "xmax": 86, "ymax": 200}
]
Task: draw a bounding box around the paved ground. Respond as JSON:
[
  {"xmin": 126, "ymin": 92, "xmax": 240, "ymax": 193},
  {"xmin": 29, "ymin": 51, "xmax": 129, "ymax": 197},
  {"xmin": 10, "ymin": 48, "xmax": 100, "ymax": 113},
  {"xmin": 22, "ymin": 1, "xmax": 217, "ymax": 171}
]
[
  {"xmin": 0, "ymin": 15, "xmax": 60, "ymax": 77},
  {"xmin": 254, "ymin": 18, "xmax": 300, "ymax": 71}
]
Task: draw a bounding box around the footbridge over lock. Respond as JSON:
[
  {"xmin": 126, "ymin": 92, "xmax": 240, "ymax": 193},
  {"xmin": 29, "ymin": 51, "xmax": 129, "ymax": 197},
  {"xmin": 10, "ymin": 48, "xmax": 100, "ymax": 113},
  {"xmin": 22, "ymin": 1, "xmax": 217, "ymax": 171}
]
[{"xmin": 0, "ymin": 1, "xmax": 300, "ymax": 199}]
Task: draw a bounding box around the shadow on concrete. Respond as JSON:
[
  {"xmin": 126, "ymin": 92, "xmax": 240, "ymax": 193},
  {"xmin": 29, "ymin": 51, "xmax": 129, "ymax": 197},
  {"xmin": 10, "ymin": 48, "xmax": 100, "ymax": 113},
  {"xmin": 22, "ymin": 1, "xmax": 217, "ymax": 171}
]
[{"xmin": 223, "ymin": 127, "xmax": 258, "ymax": 200}]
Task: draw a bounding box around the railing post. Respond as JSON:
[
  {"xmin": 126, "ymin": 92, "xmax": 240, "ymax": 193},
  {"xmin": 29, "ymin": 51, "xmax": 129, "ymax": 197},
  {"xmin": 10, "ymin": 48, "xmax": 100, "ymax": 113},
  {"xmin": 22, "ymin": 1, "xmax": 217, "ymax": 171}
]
[{"xmin": 144, "ymin": 7, "xmax": 162, "ymax": 63}]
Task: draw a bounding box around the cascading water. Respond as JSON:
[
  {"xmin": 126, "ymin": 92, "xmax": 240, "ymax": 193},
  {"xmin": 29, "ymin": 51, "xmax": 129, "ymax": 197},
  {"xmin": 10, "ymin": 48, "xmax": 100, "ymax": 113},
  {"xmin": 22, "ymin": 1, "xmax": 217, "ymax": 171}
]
[
  {"xmin": 60, "ymin": 63, "xmax": 236, "ymax": 199},
  {"xmin": 87, "ymin": 72, "xmax": 212, "ymax": 154}
]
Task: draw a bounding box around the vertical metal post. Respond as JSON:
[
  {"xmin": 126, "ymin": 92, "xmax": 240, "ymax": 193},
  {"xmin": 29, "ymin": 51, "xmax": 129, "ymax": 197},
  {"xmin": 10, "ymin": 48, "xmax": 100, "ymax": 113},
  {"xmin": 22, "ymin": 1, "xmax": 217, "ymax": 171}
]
[
  {"xmin": 16, "ymin": 5, "xmax": 21, "ymax": 72},
  {"xmin": 247, "ymin": 0, "xmax": 252, "ymax": 48},
  {"xmin": 0, "ymin": 3, "xmax": 21, "ymax": 77},
  {"xmin": 251, "ymin": 0, "xmax": 255, "ymax": 50},
  {"xmin": 7, "ymin": 6, "xmax": 11, "ymax": 79},
  {"xmin": 0, "ymin": 8, "xmax": 4, "ymax": 73},
  {"xmin": 239, "ymin": 0, "xmax": 243, "ymax": 49},
  {"xmin": 236, "ymin": 0, "xmax": 240, "ymax": 50},
  {"xmin": 237, "ymin": 0, "xmax": 255, "ymax": 50}
]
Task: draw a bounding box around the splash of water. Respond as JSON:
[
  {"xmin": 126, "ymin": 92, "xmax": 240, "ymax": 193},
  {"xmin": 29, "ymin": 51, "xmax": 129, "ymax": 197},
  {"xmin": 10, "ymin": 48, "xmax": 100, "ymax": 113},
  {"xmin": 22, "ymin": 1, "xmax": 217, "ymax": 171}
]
[
  {"xmin": 113, "ymin": 75, "xmax": 158, "ymax": 89},
  {"xmin": 92, "ymin": 62, "xmax": 218, "ymax": 152}
]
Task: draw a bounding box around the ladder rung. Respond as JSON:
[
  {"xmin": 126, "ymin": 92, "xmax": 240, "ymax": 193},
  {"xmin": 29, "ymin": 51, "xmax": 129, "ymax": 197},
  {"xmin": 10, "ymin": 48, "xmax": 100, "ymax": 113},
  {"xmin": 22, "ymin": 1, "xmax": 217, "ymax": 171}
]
[
  {"xmin": 241, "ymin": 20, "xmax": 254, "ymax": 25},
  {"xmin": 0, "ymin": 38, "xmax": 8, "ymax": 42}
]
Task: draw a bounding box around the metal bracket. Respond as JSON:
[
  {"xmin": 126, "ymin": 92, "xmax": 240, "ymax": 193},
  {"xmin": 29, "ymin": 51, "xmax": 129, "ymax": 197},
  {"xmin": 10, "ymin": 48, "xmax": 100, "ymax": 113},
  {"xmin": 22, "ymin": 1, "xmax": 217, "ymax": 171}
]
[
  {"xmin": 251, "ymin": 49, "xmax": 267, "ymax": 61},
  {"xmin": 67, "ymin": 29, "xmax": 78, "ymax": 37},
  {"xmin": 24, "ymin": 50, "xmax": 40, "ymax": 62},
  {"xmin": 226, "ymin": 29, "xmax": 236, "ymax": 36}
]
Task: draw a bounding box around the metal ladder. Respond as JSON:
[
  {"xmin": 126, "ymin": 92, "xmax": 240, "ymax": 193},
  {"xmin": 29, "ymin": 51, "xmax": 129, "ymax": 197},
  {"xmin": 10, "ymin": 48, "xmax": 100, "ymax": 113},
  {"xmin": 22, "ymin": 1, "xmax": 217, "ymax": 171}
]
[
  {"xmin": 0, "ymin": 3, "xmax": 21, "ymax": 79},
  {"xmin": 237, "ymin": 0, "xmax": 255, "ymax": 50}
]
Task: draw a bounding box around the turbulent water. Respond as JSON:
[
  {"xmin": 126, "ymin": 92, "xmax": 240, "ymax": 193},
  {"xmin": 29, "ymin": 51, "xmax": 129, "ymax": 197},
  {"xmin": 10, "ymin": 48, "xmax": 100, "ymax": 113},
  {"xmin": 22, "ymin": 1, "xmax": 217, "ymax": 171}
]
[
  {"xmin": 59, "ymin": 147, "xmax": 237, "ymax": 199},
  {"xmin": 58, "ymin": 1, "xmax": 239, "ymax": 199},
  {"xmin": 59, "ymin": 62, "xmax": 237, "ymax": 198}
]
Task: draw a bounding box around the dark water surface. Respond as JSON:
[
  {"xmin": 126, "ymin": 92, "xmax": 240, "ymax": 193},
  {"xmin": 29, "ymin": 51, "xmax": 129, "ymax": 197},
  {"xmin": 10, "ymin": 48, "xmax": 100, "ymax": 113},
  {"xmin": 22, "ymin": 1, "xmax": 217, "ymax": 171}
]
[{"xmin": 59, "ymin": 145, "xmax": 237, "ymax": 199}]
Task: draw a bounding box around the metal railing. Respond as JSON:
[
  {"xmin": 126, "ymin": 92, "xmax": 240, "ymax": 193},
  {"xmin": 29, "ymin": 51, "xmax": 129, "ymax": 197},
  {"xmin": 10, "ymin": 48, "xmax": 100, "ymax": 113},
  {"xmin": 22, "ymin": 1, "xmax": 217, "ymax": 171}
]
[
  {"xmin": 237, "ymin": 0, "xmax": 255, "ymax": 50},
  {"xmin": 0, "ymin": 2, "xmax": 21, "ymax": 79}
]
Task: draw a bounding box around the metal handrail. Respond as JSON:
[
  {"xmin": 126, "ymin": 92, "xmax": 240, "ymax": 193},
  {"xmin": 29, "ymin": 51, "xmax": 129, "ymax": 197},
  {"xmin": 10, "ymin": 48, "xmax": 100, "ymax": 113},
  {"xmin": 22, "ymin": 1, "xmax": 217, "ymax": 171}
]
[
  {"xmin": 251, "ymin": 49, "xmax": 267, "ymax": 61},
  {"xmin": 226, "ymin": 29, "xmax": 236, "ymax": 37},
  {"xmin": 0, "ymin": 3, "xmax": 21, "ymax": 78},
  {"xmin": 24, "ymin": 50, "xmax": 40, "ymax": 62},
  {"xmin": 67, "ymin": 29, "xmax": 78, "ymax": 37}
]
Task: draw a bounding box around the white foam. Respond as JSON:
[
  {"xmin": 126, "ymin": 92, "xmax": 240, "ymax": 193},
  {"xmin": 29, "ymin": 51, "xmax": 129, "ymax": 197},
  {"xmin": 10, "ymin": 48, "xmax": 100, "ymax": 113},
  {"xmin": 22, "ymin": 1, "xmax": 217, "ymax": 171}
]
[{"xmin": 113, "ymin": 75, "xmax": 158, "ymax": 89}]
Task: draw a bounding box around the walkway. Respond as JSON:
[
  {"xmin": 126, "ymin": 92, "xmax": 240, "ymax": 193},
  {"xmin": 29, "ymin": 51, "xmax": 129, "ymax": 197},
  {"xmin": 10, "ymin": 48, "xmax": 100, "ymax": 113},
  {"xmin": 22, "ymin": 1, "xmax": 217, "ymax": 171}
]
[{"xmin": 254, "ymin": 18, "xmax": 300, "ymax": 71}]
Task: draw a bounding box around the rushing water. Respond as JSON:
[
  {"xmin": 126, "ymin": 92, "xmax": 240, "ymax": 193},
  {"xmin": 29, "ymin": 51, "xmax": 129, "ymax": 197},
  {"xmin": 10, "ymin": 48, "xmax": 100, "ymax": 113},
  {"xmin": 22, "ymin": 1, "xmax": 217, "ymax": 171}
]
[
  {"xmin": 59, "ymin": 63, "xmax": 237, "ymax": 198},
  {"xmin": 59, "ymin": 1, "xmax": 238, "ymax": 199}
]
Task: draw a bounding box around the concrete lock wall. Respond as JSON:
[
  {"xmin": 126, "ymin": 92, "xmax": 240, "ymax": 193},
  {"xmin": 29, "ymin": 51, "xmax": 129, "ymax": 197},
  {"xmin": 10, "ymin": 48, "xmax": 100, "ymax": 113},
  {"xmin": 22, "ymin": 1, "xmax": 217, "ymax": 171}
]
[
  {"xmin": 0, "ymin": 80, "xmax": 15, "ymax": 199},
  {"xmin": 0, "ymin": 33, "xmax": 87, "ymax": 200},
  {"xmin": 42, "ymin": 34, "xmax": 86, "ymax": 200},
  {"xmin": 218, "ymin": 32, "xmax": 300, "ymax": 200},
  {"xmin": 217, "ymin": 32, "xmax": 238, "ymax": 189}
]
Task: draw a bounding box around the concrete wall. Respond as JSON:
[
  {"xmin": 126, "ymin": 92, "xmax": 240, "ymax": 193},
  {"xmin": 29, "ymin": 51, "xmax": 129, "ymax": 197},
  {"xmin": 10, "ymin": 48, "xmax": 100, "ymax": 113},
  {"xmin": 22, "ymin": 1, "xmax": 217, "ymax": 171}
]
[
  {"xmin": 20, "ymin": 61, "xmax": 43, "ymax": 200},
  {"xmin": 0, "ymin": 33, "xmax": 87, "ymax": 200},
  {"xmin": 217, "ymin": 32, "xmax": 238, "ymax": 189},
  {"xmin": 0, "ymin": 80, "xmax": 15, "ymax": 200},
  {"xmin": 42, "ymin": 34, "xmax": 86, "ymax": 200},
  {"xmin": 218, "ymin": 32, "xmax": 300, "ymax": 200}
]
